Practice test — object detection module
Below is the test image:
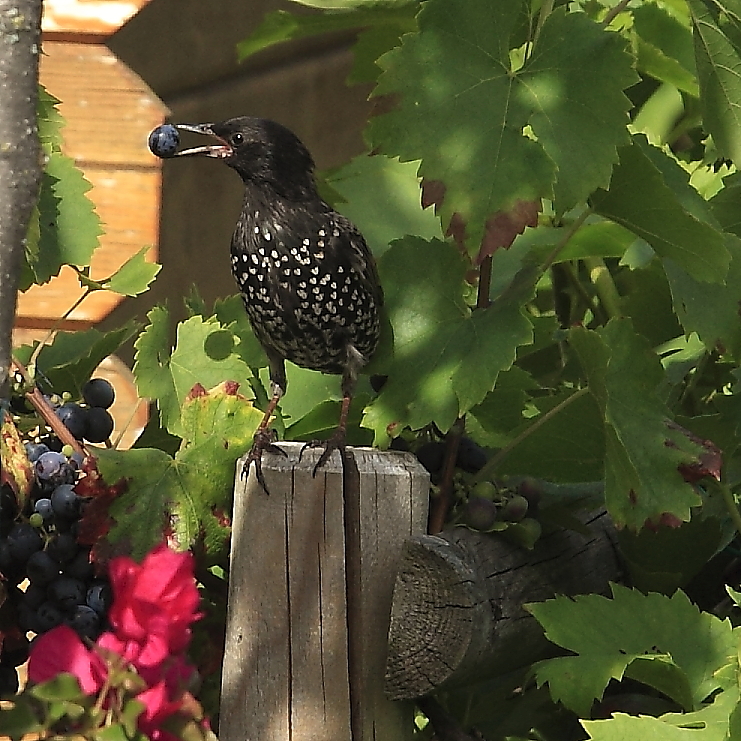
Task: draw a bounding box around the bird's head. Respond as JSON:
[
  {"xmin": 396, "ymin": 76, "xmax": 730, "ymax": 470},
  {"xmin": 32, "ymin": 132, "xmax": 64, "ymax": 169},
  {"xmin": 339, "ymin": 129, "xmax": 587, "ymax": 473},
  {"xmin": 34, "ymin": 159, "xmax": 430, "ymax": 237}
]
[{"xmin": 173, "ymin": 117, "xmax": 317, "ymax": 200}]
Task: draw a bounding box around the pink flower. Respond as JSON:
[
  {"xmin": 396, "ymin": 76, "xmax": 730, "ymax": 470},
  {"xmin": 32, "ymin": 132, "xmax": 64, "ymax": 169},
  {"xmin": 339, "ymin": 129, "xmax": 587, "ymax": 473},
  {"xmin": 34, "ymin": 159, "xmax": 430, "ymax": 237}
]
[
  {"xmin": 27, "ymin": 543, "xmax": 205, "ymax": 740},
  {"xmin": 28, "ymin": 626, "xmax": 106, "ymax": 694},
  {"xmin": 108, "ymin": 544, "xmax": 201, "ymax": 658}
]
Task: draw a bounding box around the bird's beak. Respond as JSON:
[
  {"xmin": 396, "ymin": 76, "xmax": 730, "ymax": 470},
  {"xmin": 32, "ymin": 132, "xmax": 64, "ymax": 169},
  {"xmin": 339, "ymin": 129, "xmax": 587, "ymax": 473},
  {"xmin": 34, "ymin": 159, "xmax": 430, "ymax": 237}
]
[{"xmin": 172, "ymin": 124, "xmax": 232, "ymax": 159}]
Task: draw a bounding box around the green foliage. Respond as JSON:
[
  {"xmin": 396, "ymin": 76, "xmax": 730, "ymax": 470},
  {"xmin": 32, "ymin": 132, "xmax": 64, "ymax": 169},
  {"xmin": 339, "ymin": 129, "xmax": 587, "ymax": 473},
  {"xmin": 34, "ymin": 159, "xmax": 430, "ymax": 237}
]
[
  {"xmin": 21, "ymin": 87, "xmax": 103, "ymax": 291},
  {"xmin": 98, "ymin": 383, "xmax": 263, "ymax": 559},
  {"xmin": 529, "ymin": 585, "xmax": 738, "ymax": 736},
  {"xmin": 570, "ymin": 320, "xmax": 701, "ymax": 528},
  {"xmin": 14, "ymin": 324, "xmax": 138, "ymax": 398},
  {"xmin": 133, "ymin": 308, "xmax": 254, "ymax": 437},
  {"xmin": 17, "ymin": 0, "xmax": 741, "ymax": 738}
]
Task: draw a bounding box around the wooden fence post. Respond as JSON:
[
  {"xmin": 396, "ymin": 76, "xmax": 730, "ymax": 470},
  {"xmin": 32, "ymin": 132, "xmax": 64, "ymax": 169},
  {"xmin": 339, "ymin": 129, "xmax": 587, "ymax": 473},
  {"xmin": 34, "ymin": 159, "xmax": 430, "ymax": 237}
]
[{"xmin": 219, "ymin": 442, "xmax": 429, "ymax": 741}]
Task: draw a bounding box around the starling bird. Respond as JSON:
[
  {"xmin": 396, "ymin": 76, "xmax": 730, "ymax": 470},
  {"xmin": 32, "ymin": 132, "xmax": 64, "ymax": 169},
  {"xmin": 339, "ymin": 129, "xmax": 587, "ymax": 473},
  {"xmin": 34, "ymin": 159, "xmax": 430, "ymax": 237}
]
[{"xmin": 170, "ymin": 117, "xmax": 383, "ymax": 489}]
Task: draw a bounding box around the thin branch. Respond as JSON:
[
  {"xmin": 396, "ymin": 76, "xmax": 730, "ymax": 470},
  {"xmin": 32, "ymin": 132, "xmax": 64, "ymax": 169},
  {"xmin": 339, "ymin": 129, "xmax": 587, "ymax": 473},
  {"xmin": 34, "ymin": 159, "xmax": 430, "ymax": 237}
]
[
  {"xmin": 429, "ymin": 418, "xmax": 465, "ymax": 534},
  {"xmin": 539, "ymin": 209, "xmax": 591, "ymax": 276},
  {"xmin": 11, "ymin": 357, "xmax": 87, "ymax": 458},
  {"xmin": 602, "ymin": 0, "xmax": 632, "ymax": 26},
  {"xmin": 476, "ymin": 255, "xmax": 492, "ymax": 309}
]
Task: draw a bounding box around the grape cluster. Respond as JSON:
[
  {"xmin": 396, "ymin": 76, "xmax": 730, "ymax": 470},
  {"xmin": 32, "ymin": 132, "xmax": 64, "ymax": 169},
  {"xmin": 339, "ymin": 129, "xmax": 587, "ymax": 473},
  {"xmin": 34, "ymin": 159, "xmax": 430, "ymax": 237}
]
[
  {"xmin": 415, "ymin": 436, "xmax": 488, "ymax": 483},
  {"xmin": 411, "ymin": 434, "xmax": 542, "ymax": 541},
  {"xmin": 52, "ymin": 378, "xmax": 116, "ymax": 445},
  {"xmin": 0, "ymin": 449, "xmax": 112, "ymax": 692}
]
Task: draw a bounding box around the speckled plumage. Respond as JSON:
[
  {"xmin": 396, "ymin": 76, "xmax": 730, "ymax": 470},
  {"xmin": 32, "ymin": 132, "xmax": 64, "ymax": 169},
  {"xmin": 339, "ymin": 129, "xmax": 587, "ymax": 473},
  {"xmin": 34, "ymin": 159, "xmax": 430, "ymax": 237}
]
[
  {"xmin": 230, "ymin": 195, "xmax": 381, "ymax": 378},
  {"xmin": 173, "ymin": 116, "xmax": 383, "ymax": 486}
]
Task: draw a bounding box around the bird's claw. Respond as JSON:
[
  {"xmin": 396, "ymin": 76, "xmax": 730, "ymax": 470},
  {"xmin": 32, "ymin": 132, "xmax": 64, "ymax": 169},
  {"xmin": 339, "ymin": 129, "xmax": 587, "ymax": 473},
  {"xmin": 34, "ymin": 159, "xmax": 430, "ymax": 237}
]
[
  {"xmin": 241, "ymin": 428, "xmax": 286, "ymax": 495},
  {"xmin": 299, "ymin": 431, "xmax": 346, "ymax": 477}
]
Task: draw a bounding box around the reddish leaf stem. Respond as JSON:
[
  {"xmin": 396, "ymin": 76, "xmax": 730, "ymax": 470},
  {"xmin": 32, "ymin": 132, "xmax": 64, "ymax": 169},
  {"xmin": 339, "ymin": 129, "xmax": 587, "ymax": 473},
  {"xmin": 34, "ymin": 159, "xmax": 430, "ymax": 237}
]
[
  {"xmin": 428, "ymin": 417, "xmax": 465, "ymax": 534},
  {"xmin": 10, "ymin": 357, "xmax": 87, "ymax": 458}
]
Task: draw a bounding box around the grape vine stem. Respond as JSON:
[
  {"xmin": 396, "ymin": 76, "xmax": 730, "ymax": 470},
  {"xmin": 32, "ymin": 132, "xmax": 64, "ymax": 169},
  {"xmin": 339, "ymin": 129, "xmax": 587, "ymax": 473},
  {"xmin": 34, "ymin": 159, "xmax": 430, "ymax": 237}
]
[
  {"xmin": 429, "ymin": 417, "xmax": 465, "ymax": 535},
  {"xmin": 473, "ymin": 387, "xmax": 589, "ymax": 483}
]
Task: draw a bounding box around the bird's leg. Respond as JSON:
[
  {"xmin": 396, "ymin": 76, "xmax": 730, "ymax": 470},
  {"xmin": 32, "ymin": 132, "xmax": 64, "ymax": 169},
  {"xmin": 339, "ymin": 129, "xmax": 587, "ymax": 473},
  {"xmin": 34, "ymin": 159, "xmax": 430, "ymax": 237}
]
[
  {"xmin": 242, "ymin": 357, "xmax": 288, "ymax": 494},
  {"xmin": 301, "ymin": 346, "xmax": 363, "ymax": 476}
]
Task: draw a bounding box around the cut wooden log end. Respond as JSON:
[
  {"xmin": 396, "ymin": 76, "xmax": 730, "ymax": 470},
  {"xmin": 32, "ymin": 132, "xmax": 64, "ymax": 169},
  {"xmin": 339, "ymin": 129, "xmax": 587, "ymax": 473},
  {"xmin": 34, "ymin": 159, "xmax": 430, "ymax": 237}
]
[{"xmin": 385, "ymin": 510, "xmax": 622, "ymax": 700}]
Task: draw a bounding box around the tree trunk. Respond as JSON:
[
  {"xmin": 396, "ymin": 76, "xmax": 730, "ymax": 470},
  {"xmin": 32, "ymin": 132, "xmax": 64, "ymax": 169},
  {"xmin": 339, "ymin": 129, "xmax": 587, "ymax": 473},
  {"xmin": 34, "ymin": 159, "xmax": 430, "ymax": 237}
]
[
  {"xmin": 385, "ymin": 509, "xmax": 622, "ymax": 700},
  {"xmin": 0, "ymin": 0, "xmax": 42, "ymax": 400}
]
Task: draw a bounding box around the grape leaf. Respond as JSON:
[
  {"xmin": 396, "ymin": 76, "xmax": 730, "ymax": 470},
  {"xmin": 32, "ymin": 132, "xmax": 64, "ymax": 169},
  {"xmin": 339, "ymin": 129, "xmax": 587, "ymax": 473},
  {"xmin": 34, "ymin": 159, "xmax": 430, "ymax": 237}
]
[
  {"xmin": 237, "ymin": 6, "xmax": 415, "ymax": 78},
  {"xmin": 291, "ymin": 0, "xmax": 413, "ymax": 8},
  {"xmin": 582, "ymin": 686, "xmax": 740, "ymax": 741},
  {"xmin": 528, "ymin": 585, "xmax": 737, "ymax": 717},
  {"xmin": 102, "ymin": 245, "xmax": 161, "ymax": 296},
  {"xmin": 362, "ymin": 236, "xmax": 533, "ymax": 443},
  {"xmin": 210, "ymin": 295, "xmax": 267, "ymax": 367},
  {"xmin": 494, "ymin": 389, "xmax": 606, "ymax": 483},
  {"xmin": 663, "ymin": 236, "xmax": 741, "ymax": 360},
  {"xmin": 43, "ymin": 152, "xmax": 103, "ymax": 268},
  {"xmin": 689, "ymin": 0, "xmax": 741, "ymax": 165},
  {"xmin": 14, "ymin": 323, "xmax": 138, "ymax": 398},
  {"xmin": 22, "ymin": 152, "xmax": 103, "ymax": 290},
  {"xmin": 37, "ymin": 84, "xmax": 65, "ymax": 148},
  {"xmin": 369, "ymin": 0, "xmax": 635, "ymax": 250},
  {"xmin": 133, "ymin": 306, "xmax": 178, "ymax": 431},
  {"xmin": 98, "ymin": 383, "xmax": 263, "ymax": 559},
  {"xmin": 134, "ymin": 309, "xmax": 254, "ymax": 436},
  {"xmin": 709, "ymin": 170, "xmax": 741, "ymax": 235},
  {"xmin": 569, "ymin": 320, "xmax": 702, "ymax": 529},
  {"xmin": 591, "ymin": 135, "xmax": 730, "ymax": 283},
  {"xmin": 324, "ymin": 154, "xmax": 443, "ymax": 258},
  {"xmin": 633, "ymin": 3, "xmax": 699, "ymax": 95},
  {"xmin": 520, "ymin": 8, "xmax": 637, "ymax": 212}
]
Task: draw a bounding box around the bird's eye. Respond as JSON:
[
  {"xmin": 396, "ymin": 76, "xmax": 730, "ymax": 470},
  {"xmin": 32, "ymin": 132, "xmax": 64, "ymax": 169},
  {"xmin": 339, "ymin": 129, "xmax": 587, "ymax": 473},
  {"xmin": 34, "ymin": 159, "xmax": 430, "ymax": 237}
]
[{"xmin": 231, "ymin": 133, "xmax": 244, "ymax": 146}]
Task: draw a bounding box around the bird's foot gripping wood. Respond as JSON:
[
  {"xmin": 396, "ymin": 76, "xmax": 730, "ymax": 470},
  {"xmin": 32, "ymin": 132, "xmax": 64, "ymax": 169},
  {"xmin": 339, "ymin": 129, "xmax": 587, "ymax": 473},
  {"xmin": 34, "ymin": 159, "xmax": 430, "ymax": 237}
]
[
  {"xmin": 241, "ymin": 427, "xmax": 287, "ymax": 495},
  {"xmin": 299, "ymin": 428, "xmax": 347, "ymax": 477}
]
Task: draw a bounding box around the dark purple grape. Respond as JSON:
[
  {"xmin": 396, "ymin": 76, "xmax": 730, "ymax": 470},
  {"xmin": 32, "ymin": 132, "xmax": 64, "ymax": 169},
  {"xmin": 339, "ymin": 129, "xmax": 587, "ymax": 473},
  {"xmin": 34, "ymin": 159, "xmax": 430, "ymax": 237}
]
[
  {"xmin": 17, "ymin": 604, "xmax": 41, "ymax": 633},
  {"xmin": 516, "ymin": 477, "xmax": 542, "ymax": 516},
  {"xmin": 66, "ymin": 605, "xmax": 101, "ymax": 640},
  {"xmin": 6, "ymin": 522, "xmax": 43, "ymax": 563},
  {"xmin": 48, "ymin": 576, "xmax": 86, "ymax": 611},
  {"xmin": 47, "ymin": 533, "xmax": 79, "ymax": 564},
  {"xmin": 456, "ymin": 437, "xmax": 487, "ymax": 474},
  {"xmin": 65, "ymin": 549, "xmax": 94, "ymax": 581},
  {"xmin": 35, "ymin": 451, "xmax": 67, "ymax": 481},
  {"xmin": 55, "ymin": 403, "xmax": 88, "ymax": 440},
  {"xmin": 390, "ymin": 437, "xmax": 410, "ymax": 452},
  {"xmin": 148, "ymin": 124, "xmax": 180, "ymax": 158},
  {"xmin": 460, "ymin": 497, "xmax": 498, "ymax": 531},
  {"xmin": 416, "ymin": 442, "xmax": 446, "ymax": 476},
  {"xmin": 34, "ymin": 498, "xmax": 54, "ymax": 525},
  {"xmin": 26, "ymin": 551, "xmax": 60, "ymax": 585},
  {"xmin": 84, "ymin": 407, "xmax": 114, "ymax": 443},
  {"xmin": 82, "ymin": 378, "xmax": 115, "ymax": 409},
  {"xmin": 0, "ymin": 635, "xmax": 30, "ymax": 668},
  {"xmin": 36, "ymin": 601, "xmax": 64, "ymax": 632},
  {"xmin": 86, "ymin": 581, "xmax": 112, "ymax": 616},
  {"xmin": 499, "ymin": 494, "xmax": 529, "ymax": 523},
  {"xmin": 0, "ymin": 666, "xmax": 19, "ymax": 696},
  {"xmin": 51, "ymin": 485, "xmax": 80, "ymax": 519},
  {"xmin": 25, "ymin": 442, "xmax": 50, "ymax": 462},
  {"xmin": 21, "ymin": 583, "xmax": 47, "ymax": 610},
  {"xmin": 37, "ymin": 435, "xmax": 63, "ymax": 453}
]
